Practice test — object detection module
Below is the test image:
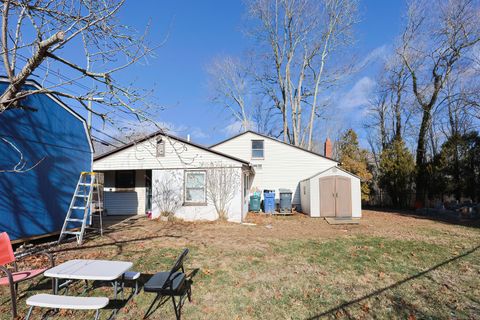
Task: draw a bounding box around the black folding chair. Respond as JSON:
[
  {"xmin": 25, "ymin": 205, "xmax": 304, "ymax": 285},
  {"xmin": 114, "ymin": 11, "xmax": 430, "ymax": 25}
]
[{"xmin": 143, "ymin": 249, "xmax": 192, "ymax": 319}]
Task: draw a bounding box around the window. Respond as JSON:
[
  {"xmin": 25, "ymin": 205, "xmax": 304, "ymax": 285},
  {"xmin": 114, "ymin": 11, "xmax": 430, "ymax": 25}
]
[
  {"xmin": 252, "ymin": 140, "xmax": 264, "ymax": 159},
  {"xmin": 253, "ymin": 164, "xmax": 263, "ymax": 170},
  {"xmin": 184, "ymin": 171, "xmax": 207, "ymax": 204},
  {"xmin": 156, "ymin": 137, "xmax": 165, "ymax": 157},
  {"xmin": 115, "ymin": 170, "xmax": 135, "ymax": 189}
]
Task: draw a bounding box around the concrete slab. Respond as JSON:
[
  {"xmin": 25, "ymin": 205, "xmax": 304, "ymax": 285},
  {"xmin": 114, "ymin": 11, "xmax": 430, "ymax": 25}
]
[{"xmin": 325, "ymin": 217, "xmax": 360, "ymax": 225}]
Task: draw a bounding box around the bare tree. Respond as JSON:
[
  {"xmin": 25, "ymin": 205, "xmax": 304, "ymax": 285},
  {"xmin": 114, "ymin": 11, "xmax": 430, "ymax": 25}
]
[
  {"xmin": 247, "ymin": 0, "xmax": 358, "ymax": 148},
  {"xmin": 0, "ymin": 0, "xmax": 156, "ymax": 117},
  {"xmin": 152, "ymin": 172, "xmax": 182, "ymax": 219},
  {"xmin": 398, "ymin": 0, "xmax": 480, "ymax": 203},
  {"xmin": 205, "ymin": 163, "xmax": 240, "ymax": 220},
  {"xmin": 207, "ymin": 56, "xmax": 252, "ymax": 131}
]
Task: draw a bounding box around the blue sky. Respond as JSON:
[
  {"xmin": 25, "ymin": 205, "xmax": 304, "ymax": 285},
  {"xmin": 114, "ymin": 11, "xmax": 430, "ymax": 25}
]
[{"xmin": 94, "ymin": 0, "xmax": 407, "ymax": 147}]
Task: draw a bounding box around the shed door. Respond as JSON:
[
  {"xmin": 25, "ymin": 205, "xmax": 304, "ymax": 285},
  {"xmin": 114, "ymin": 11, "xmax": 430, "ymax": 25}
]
[
  {"xmin": 335, "ymin": 176, "xmax": 352, "ymax": 217},
  {"xmin": 319, "ymin": 176, "xmax": 352, "ymax": 217},
  {"xmin": 319, "ymin": 177, "xmax": 336, "ymax": 217}
]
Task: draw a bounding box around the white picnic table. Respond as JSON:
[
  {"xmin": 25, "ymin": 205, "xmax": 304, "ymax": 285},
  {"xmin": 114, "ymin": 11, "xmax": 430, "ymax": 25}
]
[{"xmin": 44, "ymin": 259, "xmax": 133, "ymax": 315}]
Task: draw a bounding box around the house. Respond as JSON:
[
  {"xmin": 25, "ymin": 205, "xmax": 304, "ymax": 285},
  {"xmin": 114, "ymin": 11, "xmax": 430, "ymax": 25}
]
[
  {"xmin": 93, "ymin": 132, "xmax": 253, "ymax": 222},
  {"xmin": 0, "ymin": 79, "xmax": 93, "ymax": 241},
  {"xmin": 211, "ymin": 131, "xmax": 361, "ymax": 217},
  {"xmin": 299, "ymin": 167, "xmax": 362, "ymax": 218}
]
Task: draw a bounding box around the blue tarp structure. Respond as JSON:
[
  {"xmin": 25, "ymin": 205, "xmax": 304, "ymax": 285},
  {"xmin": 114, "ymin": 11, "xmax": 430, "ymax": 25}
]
[{"xmin": 0, "ymin": 80, "xmax": 92, "ymax": 240}]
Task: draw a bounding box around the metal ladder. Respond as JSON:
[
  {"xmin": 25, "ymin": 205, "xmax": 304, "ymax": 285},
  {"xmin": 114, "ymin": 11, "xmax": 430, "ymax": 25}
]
[{"xmin": 58, "ymin": 172, "xmax": 103, "ymax": 245}]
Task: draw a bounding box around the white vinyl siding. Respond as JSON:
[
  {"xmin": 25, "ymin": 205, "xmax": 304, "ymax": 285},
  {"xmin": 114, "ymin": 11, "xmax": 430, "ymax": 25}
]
[
  {"xmin": 94, "ymin": 135, "xmax": 243, "ymax": 171},
  {"xmin": 211, "ymin": 132, "xmax": 338, "ymax": 205}
]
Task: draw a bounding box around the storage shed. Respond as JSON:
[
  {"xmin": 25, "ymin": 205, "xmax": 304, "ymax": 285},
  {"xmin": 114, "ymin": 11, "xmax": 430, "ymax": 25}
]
[
  {"xmin": 0, "ymin": 79, "xmax": 93, "ymax": 241},
  {"xmin": 299, "ymin": 166, "xmax": 361, "ymax": 218}
]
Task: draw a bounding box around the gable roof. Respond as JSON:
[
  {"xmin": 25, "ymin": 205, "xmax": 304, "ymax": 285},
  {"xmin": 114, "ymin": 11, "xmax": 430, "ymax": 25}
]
[
  {"xmin": 94, "ymin": 129, "xmax": 250, "ymax": 165},
  {"xmin": 301, "ymin": 166, "xmax": 361, "ymax": 182},
  {"xmin": 210, "ymin": 130, "xmax": 338, "ymax": 163},
  {"xmin": 0, "ymin": 77, "xmax": 94, "ymax": 153}
]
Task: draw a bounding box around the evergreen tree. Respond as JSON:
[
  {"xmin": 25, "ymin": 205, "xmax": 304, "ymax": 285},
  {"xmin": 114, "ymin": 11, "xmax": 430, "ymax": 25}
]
[
  {"xmin": 379, "ymin": 138, "xmax": 415, "ymax": 207},
  {"xmin": 337, "ymin": 129, "xmax": 373, "ymax": 201}
]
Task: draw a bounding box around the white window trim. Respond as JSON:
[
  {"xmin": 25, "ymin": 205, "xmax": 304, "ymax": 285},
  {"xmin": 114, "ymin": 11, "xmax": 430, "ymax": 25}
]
[
  {"xmin": 184, "ymin": 170, "xmax": 207, "ymax": 205},
  {"xmin": 251, "ymin": 140, "xmax": 265, "ymax": 159}
]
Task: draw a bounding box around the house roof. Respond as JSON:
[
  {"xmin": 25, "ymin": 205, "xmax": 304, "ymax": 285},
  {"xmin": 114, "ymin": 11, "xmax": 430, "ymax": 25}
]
[
  {"xmin": 210, "ymin": 130, "xmax": 339, "ymax": 163},
  {"xmin": 94, "ymin": 129, "xmax": 251, "ymax": 165},
  {"xmin": 301, "ymin": 166, "xmax": 362, "ymax": 182}
]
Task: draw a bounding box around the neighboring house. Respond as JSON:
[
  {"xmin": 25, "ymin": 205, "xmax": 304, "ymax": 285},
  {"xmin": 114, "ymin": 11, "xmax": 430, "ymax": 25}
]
[
  {"xmin": 210, "ymin": 131, "xmax": 341, "ymax": 211},
  {"xmin": 0, "ymin": 79, "xmax": 93, "ymax": 241},
  {"xmin": 93, "ymin": 132, "xmax": 253, "ymax": 222}
]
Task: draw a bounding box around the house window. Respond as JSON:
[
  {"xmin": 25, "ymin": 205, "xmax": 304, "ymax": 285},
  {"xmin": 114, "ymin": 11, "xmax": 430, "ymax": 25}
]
[
  {"xmin": 115, "ymin": 170, "xmax": 135, "ymax": 189},
  {"xmin": 184, "ymin": 171, "xmax": 207, "ymax": 204},
  {"xmin": 156, "ymin": 137, "xmax": 165, "ymax": 157},
  {"xmin": 252, "ymin": 140, "xmax": 264, "ymax": 159}
]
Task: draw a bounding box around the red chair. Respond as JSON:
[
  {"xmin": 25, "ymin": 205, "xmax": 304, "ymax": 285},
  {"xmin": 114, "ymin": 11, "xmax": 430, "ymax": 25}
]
[{"xmin": 0, "ymin": 232, "xmax": 54, "ymax": 319}]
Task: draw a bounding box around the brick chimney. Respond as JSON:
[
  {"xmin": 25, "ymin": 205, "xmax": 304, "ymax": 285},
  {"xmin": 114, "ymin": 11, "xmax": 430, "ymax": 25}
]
[{"xmin": 324, "ymin": 138, "xmax": 332, "ymax": 158}]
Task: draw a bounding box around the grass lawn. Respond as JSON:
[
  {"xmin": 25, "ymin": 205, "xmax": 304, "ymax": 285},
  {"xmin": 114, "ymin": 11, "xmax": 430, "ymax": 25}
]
[{"xmin": 1, "ymin": 210, "xmax": 479, "ymax": 319}]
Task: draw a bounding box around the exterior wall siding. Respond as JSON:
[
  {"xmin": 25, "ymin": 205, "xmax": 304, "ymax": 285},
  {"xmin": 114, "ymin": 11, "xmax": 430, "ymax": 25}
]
[
  {"xmin": 211, "ymin": 132, "xmax": 338, "ymax": 206},
  {"xmin": 151, "ymin": 168, "xmax": 243, "ymax": 222},
  {"xmin": 94, "ymin": 135, "xmax": 241, "ymax": 171},
  {"xmin": 102, "ymin": 170, "xmax": 146, "ymax": 215},
  {"xmin": 0, "ymin": 81, "xmax": 92, "ymax": 240}
]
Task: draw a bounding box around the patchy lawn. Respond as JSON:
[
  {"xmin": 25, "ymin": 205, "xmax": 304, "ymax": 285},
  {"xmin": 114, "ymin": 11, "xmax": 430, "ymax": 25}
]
[{"xmin": 1, "ymin": 210, "xmax": 480, "ymax": 319}]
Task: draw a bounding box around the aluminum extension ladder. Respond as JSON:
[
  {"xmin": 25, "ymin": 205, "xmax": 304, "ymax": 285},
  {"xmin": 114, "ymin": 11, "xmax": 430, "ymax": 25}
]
[{"xmin": 58, "ymin": 172, "xmax": 103, "ymax": 245}]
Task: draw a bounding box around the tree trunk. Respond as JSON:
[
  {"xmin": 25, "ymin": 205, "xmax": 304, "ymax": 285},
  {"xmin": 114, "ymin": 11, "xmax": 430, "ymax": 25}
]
[{"xmin": 415, "ymin": 108, "xmax": 431, "ymax": 204}]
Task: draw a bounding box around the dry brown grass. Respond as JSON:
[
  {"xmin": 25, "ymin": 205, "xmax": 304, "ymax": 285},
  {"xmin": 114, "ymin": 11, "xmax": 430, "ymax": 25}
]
[{"xmin": 1, "ymin": 210, "xmax": 479, "ymax": 319}]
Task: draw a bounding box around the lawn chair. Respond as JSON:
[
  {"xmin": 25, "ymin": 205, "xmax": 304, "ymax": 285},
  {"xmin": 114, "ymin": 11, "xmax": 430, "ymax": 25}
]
[
  {"xmin": 143, "ymin": 248, "xmax": 192, "ymax": 319},
  {"xmin": 0, "ymin": 232, "xmax": 54, "ymax": 319}
]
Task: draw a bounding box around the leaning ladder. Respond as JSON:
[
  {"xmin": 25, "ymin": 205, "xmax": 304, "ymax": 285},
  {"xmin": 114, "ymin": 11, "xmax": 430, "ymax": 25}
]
[{"xmin": 58, "ymin": 172, "xmax": 103, "ymax": 245}]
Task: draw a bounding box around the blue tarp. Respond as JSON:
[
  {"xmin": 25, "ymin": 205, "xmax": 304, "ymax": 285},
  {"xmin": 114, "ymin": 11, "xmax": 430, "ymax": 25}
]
[{"xmin": 0, "ymin": 81, "xmax": 92, "ymax": 240}]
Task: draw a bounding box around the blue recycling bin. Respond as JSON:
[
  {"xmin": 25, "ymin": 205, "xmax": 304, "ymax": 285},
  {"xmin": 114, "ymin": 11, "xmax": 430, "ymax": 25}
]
[{"xmin": 263, "ymin": 189, "xmax": 276, "ymax": 213}]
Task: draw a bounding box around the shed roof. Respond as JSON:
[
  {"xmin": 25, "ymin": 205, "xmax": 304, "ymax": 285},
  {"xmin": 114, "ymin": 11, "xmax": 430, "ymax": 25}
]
[
  {"xmin": 301, "ymin": 166, "xmax": 361, "ymax": 182},
  {"xmin": 0, "ymin": 77, "xmax": 93, "ymax": 153}
]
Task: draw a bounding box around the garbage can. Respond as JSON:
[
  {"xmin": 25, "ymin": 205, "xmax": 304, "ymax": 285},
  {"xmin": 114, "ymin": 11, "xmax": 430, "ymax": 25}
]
[
  {"xmin": 249, "ymin": 192, "xmax": 261, "ymax": 212},
  {"xmin": 279, "ymin": 189, "xmax": 292, "ymax": 213},
  {"xmin": 263, "ymin": 189, "xmax": 276, "ymax": 213}
]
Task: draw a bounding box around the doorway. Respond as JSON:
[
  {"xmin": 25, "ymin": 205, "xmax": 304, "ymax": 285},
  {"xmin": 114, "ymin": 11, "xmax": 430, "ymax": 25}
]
[{"xmin": 319, "ymin": 176, "xmax": 352, "ymax": 217}]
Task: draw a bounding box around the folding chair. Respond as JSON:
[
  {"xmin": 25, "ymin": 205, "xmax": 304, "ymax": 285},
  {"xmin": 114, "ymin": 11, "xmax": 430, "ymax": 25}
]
[
  {"xmin": 143, "ymin": 249, "xmax": 192, "ymax": 319},
  {"xmin": 0, "ymin": 232, "xmax": 54, "ymax": 319}
]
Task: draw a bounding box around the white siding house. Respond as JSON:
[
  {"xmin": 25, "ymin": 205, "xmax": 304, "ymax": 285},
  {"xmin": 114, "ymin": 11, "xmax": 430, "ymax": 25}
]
[
  {"xmin": 210, "ymin": 131, "xmax": 339, "ymax": 210},
  {"xmin": 300, "ymin": 167, "xmax": 362, "ymax": 218},
  {"xmin": 93, "ymin": 132, "xmax": 253, "ymax": 222}
]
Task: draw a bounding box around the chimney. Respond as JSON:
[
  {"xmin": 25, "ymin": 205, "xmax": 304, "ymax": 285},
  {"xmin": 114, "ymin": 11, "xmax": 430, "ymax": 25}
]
[
  {"xmin": 187, "ymin": 134, "xmax": 191, "ymax": 142},
  {"xmin": 324, "ymin": 138, "xmax": 332, "ymax": 158}
]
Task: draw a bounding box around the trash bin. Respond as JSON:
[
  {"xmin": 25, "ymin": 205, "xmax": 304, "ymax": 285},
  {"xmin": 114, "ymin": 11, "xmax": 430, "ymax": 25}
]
[
  {"xmin": 279, "ymin": 189, "xmax": 292, "ymax": 213},
  {"xmin": 249, "ymin": 192, "xmax": 261, "ymax": 212},
  {"xmin": 263, "ymin": 189, "xmax": 276, "ymax": 213}
]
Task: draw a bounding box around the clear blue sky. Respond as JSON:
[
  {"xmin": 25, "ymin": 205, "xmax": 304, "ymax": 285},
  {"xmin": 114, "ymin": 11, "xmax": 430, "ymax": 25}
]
[{"xmin": 96, "ymin": 0, "xmax": 407, "ymax": 146}]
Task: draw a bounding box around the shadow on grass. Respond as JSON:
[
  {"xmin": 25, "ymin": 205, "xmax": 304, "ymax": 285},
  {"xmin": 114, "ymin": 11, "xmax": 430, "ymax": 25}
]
[
  {"xmin": 307, "ymin": 244, "xmax": 480, "ymax": 319},
  {"xmin": 366, "ymin": 207, "xmax": 480, "ymax": 229},
  {"xmin": 143, "ymin": 268, "xmax": 199, "ymax": 319}
]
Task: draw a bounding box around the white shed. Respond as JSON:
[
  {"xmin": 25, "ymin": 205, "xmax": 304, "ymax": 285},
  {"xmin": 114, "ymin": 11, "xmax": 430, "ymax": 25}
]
[{"xmin": 299, "ymin": 166, "xmax": 361, "ymax": 218}]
